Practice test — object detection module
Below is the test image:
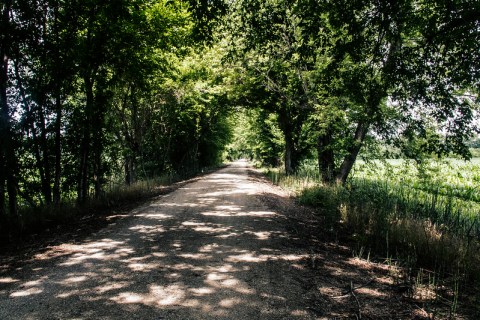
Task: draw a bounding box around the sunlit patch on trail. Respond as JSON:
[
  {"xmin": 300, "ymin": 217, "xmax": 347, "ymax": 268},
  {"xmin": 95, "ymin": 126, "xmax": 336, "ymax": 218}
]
[
  {"xmin": 56, "ymin": 240, "xmax": 132, "ymax": 266},
  {"xmin": 215, "ymin": 232, "xmax": 240, "ymax": 238},
  {"xmin": 111, "ymin": 284, "xmax": 188, "ymax": 307},
  {"xmin": 181, "ymin": 221, "xmax": 232, "ymax": 233},
  {"xmin": 0, "ymin": 277, "xmax": 19, "ymax": 284},
  {"xmin": 200, "ymin": 210, "xmax": 276, "ymax": 217},
  {"xmin": 94, "ymin": 281, "xmax": 131, "ymax": 294},
  {"xmin": 128, "ymin": 225, "xmax": 165, "ymax": 234},
  {"xmin": 243, "ymin": 230, "xmax": 271, "ymax": 240},
  {"xmin": 127, "ymin": 261, "xmax": 162, "ymax": 272},
  {"xmin": 226, "ymin": 253, "xmax": 307, "ymax": 263},
  {"xmin": 219, "ymin": 297, "xmax": 242, "ymax": 308},
  {"xmin": 9, "ymin": 277, "xmax": 46, "ymax": 297},
  {"xmin": 10, "ymin": 287, "xmax": 43, "ymax": 297},
  {"xmin": 63, "ymin": 274, "xmax": 90, "ymax": 284},
  {"xmin": 205, "ymin": 272, "xmax": 255, "ymax": 294},
  {"xmin": 178, "ymin": 253, "xmax": 212, "ymax": 260},
  {"xmin": 189, "ymin": 287, "xmax": 214, "ymax": 296},
  {"xmin": 134, "ymin": 212, "xmax": 173, "ymax": 220}
]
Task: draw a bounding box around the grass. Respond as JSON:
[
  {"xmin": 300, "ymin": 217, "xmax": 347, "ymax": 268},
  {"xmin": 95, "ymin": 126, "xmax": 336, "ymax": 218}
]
[
  {"xmin": 4, "ymin": 165, "xmax": 222, "ymax": 241},
  {"xmin": 264, "ymin": 158, "xmax": 480, "ymax": 317},
  {"xmin": 5, "ymin": 174, "xmax": 175, "ymax": 239}
]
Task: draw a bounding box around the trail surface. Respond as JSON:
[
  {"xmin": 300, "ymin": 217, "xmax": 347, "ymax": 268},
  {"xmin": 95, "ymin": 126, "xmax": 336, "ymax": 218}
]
[
  {"xmin": 0, "ymin": 161, "xmax": 315, "ymax": 319},
  {"xmin": 0, "ymin": 161, "xmax": 420, "ymax": 319}
]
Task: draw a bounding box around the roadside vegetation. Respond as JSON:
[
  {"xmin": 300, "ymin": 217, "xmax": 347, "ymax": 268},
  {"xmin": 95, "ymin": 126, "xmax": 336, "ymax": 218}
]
[{"xmin": 263, "ymin": 156, "xmax": 480, "ymax": 316}]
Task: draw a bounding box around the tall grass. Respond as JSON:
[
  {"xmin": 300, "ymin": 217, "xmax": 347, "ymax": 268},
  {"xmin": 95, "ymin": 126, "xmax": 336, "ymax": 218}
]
[{"xmin": 265, "ymin": 159, "xmax": 480, "ymax": 281}]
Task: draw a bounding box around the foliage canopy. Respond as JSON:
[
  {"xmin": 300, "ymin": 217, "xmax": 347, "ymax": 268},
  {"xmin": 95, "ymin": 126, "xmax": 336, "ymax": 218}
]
[{"xmin": 0, "ymin": 0, "xmax": 478, "ymax": 234}]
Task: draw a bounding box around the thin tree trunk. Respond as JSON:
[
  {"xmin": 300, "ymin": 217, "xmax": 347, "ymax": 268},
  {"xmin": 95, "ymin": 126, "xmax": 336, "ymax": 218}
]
[
  {"xmin": 53, "ymin": 94, "xmax": 62, "ymax": 206},
  {"xmin": 78, "ymin": 76, "xmax": 94, "ymax": 204},
  {"xmin": 278, "ymin": 110, "xmax": 296, "ymax": 175},
  {"xmin": 0, "ymin": 149, "xmax": 5, "ymax": 218},
  {"xmin": 0, "ymin": 3, "xmax": 9, "ymax": 218},
  {"xmin": 124, "ymin": 156, "xmax": 136, "ymax": 185},
  {"xmin": 284, "ymin": 132, "xmax": 294, "ymax": 175},
  {"xmin": 37, "ymin": 0, "xmax": 52, "ymax": 205},
  {"xmin": 92, "ymin": 91, "xmax": 106, "ymax": 199},
  {"xmin": 317, "ymin": 130, "xmax": 335, "ymax": 183},
  {"xmin": 38, "ymin": 104, "xmax": 52, "ymax": 204},
  {"xmin": 335, "ymin": 121, "xmax": 370, "ymax": 185},
  {"xmin": 125, "ymin": 158, "xmax": 131, "ymax": 185},
  {"xmin": 52, "ymin": 0, "xmax": 62, "ymax": 206}
]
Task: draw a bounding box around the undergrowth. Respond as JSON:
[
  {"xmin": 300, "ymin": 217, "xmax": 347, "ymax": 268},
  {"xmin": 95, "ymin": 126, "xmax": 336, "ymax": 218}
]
[{"xmin": 2, "ymin": 165, "xmax": 220, "ymax": 241}]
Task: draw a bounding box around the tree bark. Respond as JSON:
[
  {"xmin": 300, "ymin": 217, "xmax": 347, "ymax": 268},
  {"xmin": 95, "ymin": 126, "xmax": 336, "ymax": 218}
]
[
  {"xmin": 335, "ymin": 121, "xmax": 370, "ymax": 185},
  {"xmin": 92, "ymin": 87, "xmax": 107, "ymax": 199},
  {"xmin": 284, "ymin": 131, "xmax": 294, "ymax": 175},
  {"xmin": 52, "ymin": 0, "xmax": 62, "ymax": 207},
  {"xmin": 77, "ymin": 75, "xmax": 94, "ymax": 204},
  {"xmin": 125, "ymin": 156, "xmax": 136, "ymax": 186},
  {"xmin": 38, "ymin": 104, "xmax": 52, "ymax": 205},
  {"xmin": 278, "ymin": 109, "xmax": 300, "ymax": 175},
  {"xmin": 0, "ymin": 146, "xmax": 5, "ymax": 218},
  {"xmin": 53, "ymin": 94, "xmax": 62, "ymax": 206},
  {"xmin": 317, "ymin": 130, "xmax": 335, "ymax": 183}
]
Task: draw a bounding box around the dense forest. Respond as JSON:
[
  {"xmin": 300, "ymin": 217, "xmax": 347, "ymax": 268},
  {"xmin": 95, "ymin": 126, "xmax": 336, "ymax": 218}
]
[{"xmin": 1, "ymin": 0, "xmax": 478, "ymax": 240}]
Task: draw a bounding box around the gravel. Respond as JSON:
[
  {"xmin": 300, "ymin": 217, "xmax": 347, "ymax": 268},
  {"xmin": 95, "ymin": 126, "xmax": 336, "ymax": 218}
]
[{"xmin": 0, "ymin": 161, "xmax": 317, "ymax": 319}]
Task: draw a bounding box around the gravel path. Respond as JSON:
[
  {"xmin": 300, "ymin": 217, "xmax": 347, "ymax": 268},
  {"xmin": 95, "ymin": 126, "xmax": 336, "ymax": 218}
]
[{"xmin": 0, "ymin": 161, "xmax": 317, "ymax": 319}]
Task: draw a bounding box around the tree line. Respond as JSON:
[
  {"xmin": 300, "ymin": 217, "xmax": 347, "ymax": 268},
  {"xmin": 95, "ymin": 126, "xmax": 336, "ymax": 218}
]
[
  {"xmin": 0, "ymin": 0, "xmax": 230, "ymax": 234},
  {"xmin": 227, "ymin": 0, "xmax": 479, "ymax": 183}
]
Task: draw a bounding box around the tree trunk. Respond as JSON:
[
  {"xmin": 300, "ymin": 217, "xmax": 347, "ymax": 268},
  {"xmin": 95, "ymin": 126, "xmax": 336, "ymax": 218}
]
[
  {"xmin": 53, "ymin": 94, "xmax": 62, "ymax": 206},
  {"xmin": 38, "ymin": 104, "xmax": 52, "ymax": 205},
  {"xmin": 335, "ymin": 121, "xmax": 370, "ymax": 185},
  {"xmin": 125, "ymin": 158, "xmax": 131, "ymax": 185},
  {"xmin": 317, "ymin": 130, "xmax": 335, "ymax": 183},
  {"xmin": 92, "ymin": 90, "xmax": 107, "ymax": 199},
  {"xmin": 77, "ymin": 76, "xmax": 94, "ymax": 204},
  {"xmin": 52, "ymin": 0, "xmax": 62, "ymax": 207},
  {"xmin": 284, "ymin": 131, "xmax": 296, "ymax": 175},
  {"xmin": 278, "ymin": 110, "xmax": 299, "ymax": 175},
  {"xmin": 0, "ymin": 148, "xmax": 5, "ymax": 218},
  {"xmin": 125, "ymin": 156, "xmax": 136, "ymax": 186}
]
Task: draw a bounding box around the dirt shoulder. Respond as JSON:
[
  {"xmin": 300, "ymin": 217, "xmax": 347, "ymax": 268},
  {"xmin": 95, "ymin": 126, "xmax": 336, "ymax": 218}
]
[{"xmin": 0, "ymin": 161, "xmax": 433, "ymax": 319}]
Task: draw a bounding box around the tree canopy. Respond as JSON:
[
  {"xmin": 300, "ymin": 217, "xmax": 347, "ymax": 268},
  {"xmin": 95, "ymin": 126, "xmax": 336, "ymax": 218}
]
[
  {"xmin": 228, "ymin": 0, "xmax": 479, "ymax": 182},
  {"xmin": 0, "ymin": 0, "xmax": 478, "ymax": 234}
]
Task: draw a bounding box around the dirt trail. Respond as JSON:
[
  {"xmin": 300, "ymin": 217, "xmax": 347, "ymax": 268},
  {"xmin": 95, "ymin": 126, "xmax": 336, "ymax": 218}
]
[
  {"xmin": 0, "ymin": 161, "xmax": 313, "ymax": 319},
  {"xmin": 0, "ymin": 161, "xmax": 418, "ymax": 319}
]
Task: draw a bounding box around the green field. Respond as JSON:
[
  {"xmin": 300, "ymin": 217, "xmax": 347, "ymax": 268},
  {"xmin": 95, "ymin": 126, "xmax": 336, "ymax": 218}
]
[{"xmin": 350, "ymin": 158, "xmax": 480, "ymax": 239}]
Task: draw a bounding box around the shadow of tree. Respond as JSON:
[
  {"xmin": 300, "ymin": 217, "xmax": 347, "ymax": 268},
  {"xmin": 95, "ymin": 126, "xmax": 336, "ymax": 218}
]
[{"xmin": 0, "ymin": 162, "xmax": 429, "ymax": 319}]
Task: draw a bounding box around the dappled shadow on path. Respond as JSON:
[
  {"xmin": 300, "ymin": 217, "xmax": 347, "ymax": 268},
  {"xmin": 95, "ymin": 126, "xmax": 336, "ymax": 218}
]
[
  {"xmin": 0, "ymin": 162, "xmax": 313, "ymax": 319},
  {"xmin": 0, "ymin": 161, "xmax": 422, "ymax": 319}
]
